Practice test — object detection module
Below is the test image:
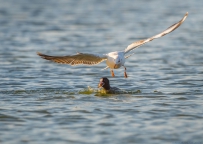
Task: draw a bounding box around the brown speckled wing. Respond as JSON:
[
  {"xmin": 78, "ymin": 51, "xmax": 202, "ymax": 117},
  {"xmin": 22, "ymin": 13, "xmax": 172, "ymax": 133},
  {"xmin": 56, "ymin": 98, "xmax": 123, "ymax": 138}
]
[
  {"xmin": 124, "ymin": 12, "xmax": 188, "ymax": 54},
  {"xmin": 37, "ymin": 52, "xmax": 107, "ymax": 66}
]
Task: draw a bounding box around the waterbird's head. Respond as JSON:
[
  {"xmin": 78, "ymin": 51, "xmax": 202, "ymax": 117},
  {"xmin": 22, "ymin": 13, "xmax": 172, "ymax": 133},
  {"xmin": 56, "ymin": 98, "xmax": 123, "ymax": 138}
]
[{"xmin": 98, "ymin": 77, "xmax": 110, "ymax": 90}]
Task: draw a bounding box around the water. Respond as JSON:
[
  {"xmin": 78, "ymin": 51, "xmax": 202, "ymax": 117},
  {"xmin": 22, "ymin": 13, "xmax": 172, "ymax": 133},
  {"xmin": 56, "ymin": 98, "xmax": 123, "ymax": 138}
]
[{"xmin": 0, "ymin": 0, "xmax": 203, "ymax": 143}]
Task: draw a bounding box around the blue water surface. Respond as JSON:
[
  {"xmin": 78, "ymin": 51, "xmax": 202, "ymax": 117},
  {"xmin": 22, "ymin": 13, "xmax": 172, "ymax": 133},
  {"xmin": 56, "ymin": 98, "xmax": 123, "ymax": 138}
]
[{"xmin": 0, "ymin": 0, "xmax": 203, "ymax": 144}]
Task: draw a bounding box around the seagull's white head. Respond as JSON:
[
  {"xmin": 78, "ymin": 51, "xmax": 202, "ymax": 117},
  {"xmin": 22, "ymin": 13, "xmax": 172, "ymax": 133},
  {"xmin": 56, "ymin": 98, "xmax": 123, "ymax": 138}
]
[
  {"xmin": 114, "ymin": 56, "xmax": 122, "ymax": 69},
  {"xmin": 106, "ymin": 51, "xmax": 125, "ymax": 69},
  {"xmin": 114, "ymin": 56, "xmax": 120, "ymax": 63}
]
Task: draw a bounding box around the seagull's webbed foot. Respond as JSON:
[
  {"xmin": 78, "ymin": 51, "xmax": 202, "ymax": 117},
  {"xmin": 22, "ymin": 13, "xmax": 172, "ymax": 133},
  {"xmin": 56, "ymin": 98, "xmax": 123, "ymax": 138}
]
[
  {"xmin": 111, "ymin": 70, "xmax": 115, "ymax": 77},
  {"xmin": 123, "ymin": 66, "xmax": 128, "ymax": 78}
]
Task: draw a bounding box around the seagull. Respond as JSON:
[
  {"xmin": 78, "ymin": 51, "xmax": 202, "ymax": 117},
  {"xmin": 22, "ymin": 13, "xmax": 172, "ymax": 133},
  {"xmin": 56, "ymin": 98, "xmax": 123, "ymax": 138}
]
[{"xmin": 37, "ymin": 12, "xmax": 188, "ymax": 78}]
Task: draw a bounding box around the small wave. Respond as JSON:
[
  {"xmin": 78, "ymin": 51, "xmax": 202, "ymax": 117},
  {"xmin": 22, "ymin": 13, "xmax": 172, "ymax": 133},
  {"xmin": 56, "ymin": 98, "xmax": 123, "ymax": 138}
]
[
  {"xmin": 0, "ymin": 89, "xmax": 75, "ymax": 95},
  {"xmin": 79, "ymin": 86, "xmax": 142, "ymax": 96},
  {"xmin": 0, "ymin": 86, "xmax": 142, "ymax": 96}
]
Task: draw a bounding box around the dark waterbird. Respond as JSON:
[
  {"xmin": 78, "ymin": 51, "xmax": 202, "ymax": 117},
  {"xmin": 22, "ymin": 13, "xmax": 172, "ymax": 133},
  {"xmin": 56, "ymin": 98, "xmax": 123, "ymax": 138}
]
[{"xmin": 98, "ymin": 77, "xmax": 120, "ymax": 93}]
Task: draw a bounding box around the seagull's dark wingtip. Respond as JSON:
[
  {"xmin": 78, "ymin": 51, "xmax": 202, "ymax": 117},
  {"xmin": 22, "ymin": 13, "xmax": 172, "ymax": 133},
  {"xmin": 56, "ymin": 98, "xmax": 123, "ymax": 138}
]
[
  {"xmin": 37, "ymin": 52, "xmax": 45, "ymax": 57},
  {"xmin": 37, "ymin": 52, "xmax": 42, "ymax": 56}
]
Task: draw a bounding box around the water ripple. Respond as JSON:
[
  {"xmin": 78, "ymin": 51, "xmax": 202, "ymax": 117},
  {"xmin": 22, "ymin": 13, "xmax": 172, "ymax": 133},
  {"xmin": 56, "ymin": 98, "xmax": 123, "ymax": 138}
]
[{"xmin": 0, "ymin": 0, "xmax": 203, "ymax": 143}]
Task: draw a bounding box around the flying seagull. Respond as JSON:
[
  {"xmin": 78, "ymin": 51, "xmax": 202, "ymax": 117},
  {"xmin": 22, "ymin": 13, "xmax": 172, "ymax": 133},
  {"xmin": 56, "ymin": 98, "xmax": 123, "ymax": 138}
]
[{"xmin": 37, "ymin": 12, "xmax": 188, "ymax": 78}]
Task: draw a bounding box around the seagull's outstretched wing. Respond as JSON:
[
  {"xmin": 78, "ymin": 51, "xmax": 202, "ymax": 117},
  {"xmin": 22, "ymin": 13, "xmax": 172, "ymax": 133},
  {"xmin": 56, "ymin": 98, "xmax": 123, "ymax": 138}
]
[
  {"xmin": 124, "ymin": 12, "xmax": 188, "ymax": 54},
  {"xmin": 37, "ymin": 52, "xmax": 107, "ymax": 66}
]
